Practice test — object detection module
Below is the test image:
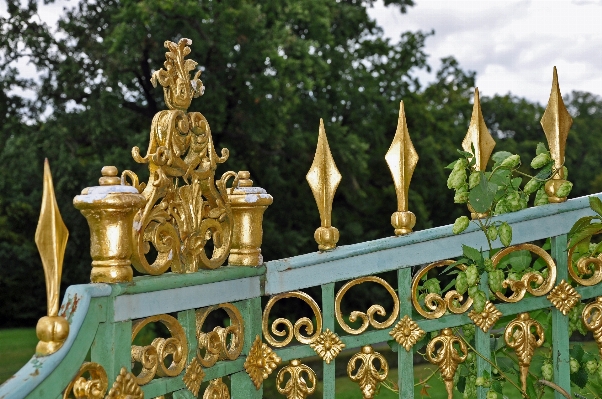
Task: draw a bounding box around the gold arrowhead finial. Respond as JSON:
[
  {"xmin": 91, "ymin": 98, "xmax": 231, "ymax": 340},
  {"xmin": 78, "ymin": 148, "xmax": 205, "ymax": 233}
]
[
  {"xmin": 385, "ymin": 101, "xmax": 418, "ymax": 235},
  {"xmin": 306, "ymin": 119, "xmax": 341, "ymax": 251},
  {"xmin": 35, "ymin": 159, "xmax": 70, "ymax": 355},
  {"xmin": 462, "ymin": 88, "xmax": 495, "ymax": 171}
]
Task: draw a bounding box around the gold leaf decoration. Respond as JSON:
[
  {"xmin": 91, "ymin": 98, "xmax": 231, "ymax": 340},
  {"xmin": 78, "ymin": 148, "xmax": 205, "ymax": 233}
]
[
  {"xmin": 244, "ymin": 335, "xmax": 281, "ymax": 390},
  {"xmin": 106, "ymin": 367, "xmax": 143, "ymax": 399},
  {"xmin": 389, "ymin": 315, "xmax": 426, "ymax": 351},
  {"xmin": 63, "ymin": 362, "xmax": 108, "ymax": 399},
  {"xmin": 309, "ymin": 328, "xmax": 345, "ymax": 364},
  {"xmin": 196, "ymin": 303, "xmax": 244, "ymax": 367},
  {"xmin": 468, "ymin": 301, "xmax": 502, "ymax": 332},
  {"xmin": 183, "ymin": 357, "xmax": 205, "ymax": 397},
  {"xmin": 276, "ymin": 359, "xmax": 317, "ymax": 399},
  {"xmin": 547, "ymin": 280, "xmax": 581, "ymax": 316},
  {"xmin": 582, "ymin": 297, "xmax": 602, "ymax": 358},
  {"xmin": 347, "ymin": 346, "xmax": 389, "ymax": 399},
  {"xmin": 426, "ymin": 328, "xmax": 468, "ymax": 399},
  {"xmin": 202, "ymin": 378, "xmax": 229, "ymax": 399},
  {"xmin": 504, "ymin": 313, "xmax": 544, "ymax": 392}
]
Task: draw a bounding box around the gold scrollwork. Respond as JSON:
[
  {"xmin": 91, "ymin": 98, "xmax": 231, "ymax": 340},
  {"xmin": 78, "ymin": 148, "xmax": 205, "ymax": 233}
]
[
  {"xmin": 411, "ymin": 260, "xmax": 472, "ymax": 319},
  {"xmin": 468, "ymin": 301, "xmax": 502, "ymax": 332},
  {"xmin": 389, "ymin": 315, "xmax": 426, "ymax": 351},
  {"xmin": 582, "ymin": 297, "xmax": 602, "ymax": 358},
  {"xmin": 426, "ymin": 328, "xmax": 468, "ymax": 399},
  {"xmin": 309, "ymin": 328, "xmax": 345, "ymax": 364},
  {"xmin": 196, "ymin": 303, "xmax": 244, "ymax": 367},
  {"xmin": 106, "ymin": 367, "xmax": 143, "ymax": 399},
  {"xmin": 203, "ymin": 378, "xmax": 230, "ymax": 399},
  {"xmin": 277, "ymin": 359, "xmax": 317, "ymax": 399},
  {"xmin": 347, "ymin": 346, "xmax": 389, "ymax": 399},
  {"xmin": 491, "ymin": 244, "xmax": 556, "ymax": 303},
  {"xmin": 131, "ymin": 314, "xmax": 188, "ymax": 385},
  {"xmin": 262, "ymin": 292, "xmax": 322, "ymax": 348},
  {"xmin": 568, "ymin": 241, "xmax": 602, "ymax": 286},
  {"xmin": 504, "ymin": 313, "xmax": 544, "ymax": 392},
  {"xmin": 244, "ymin": 335, "xmax": 282, "ymax": 390},
  {"xmin": 63, "ymin": 362, "xmax": 108, "ymax": 399},
  {"xmin": 336, "ymin": 276, "xmax": 399, "ymax": 335}
]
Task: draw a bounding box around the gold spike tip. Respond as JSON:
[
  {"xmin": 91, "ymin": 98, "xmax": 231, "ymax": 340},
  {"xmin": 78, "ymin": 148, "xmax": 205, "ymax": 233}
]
[
  {"xmin": 386, "ymin": 101, "xmax": 418, "ymax": 236},
  {"xmin": 306, "ymin": 119, "xmax": 342, "ymax": 251},
  {"xmin": 35, "ymin": 159, "xmax": 69, "ymax": 356},
  {"xmin": 462, "ymin": 88, "xmax": 496, "ymax": 172}
]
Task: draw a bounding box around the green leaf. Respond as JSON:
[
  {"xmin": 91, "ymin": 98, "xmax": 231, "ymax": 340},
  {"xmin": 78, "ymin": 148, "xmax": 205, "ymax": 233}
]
[
  {"xmin": 569, "ymin": 223, "xmax": 602, "ymax": 249},
  {"xmin": 463, "ymin": 245, "xmax": 482, "ymax": 262},
  {"xmin": 492, "ymin": 151, "xmax": 513, "ymax": 165},
  {"xmin": 570, "ymin": 345, "xmax": 585, "ymax": 362},
  {"xmin": 590, "ymin": 196, "xmax": 602, "ymax": 217},
  {"xmin": 536, "ymin": 142, "xmax": 548, "ymax": 155},
  {"xmin": 491, "ymin": 380, "xmax": 503, "ymax": 394},
  {"xmin": 510, "ymin": 177, "xmax": 522, "ymax": 189},
  {"xmin": 457, "ymin": 375, "xmax": 466, "ymax": 393},
  {"xmin": 457, "ymin": 149, "xmax": 474, "ymax": 158},
  {"xmin": 571, "ymin": 367, "xmax": 588, "ymax": 389},
  {"xmin": 526, "ymin": 375, "xmax": 538, "ymax": 399},
  {"xmin": 489, "ymin": 169, "xmax": 511, "ymax": 186},
  {"xmin": 568, "ymin": 216, "xmax": 597, "ymax": 237},
  {"xmin": 469, "ymin": 173, "xmax": 497, "ymax": 213},
  {"xmin": 445, "ymin": 160, "xmax": 458, "ymax": 170},
  {"xmin": 497, "ymin": 250, "xmax": 531, "ymax": 272},
  {"xmin": 534, "ymin": 162, "xmax": 553, "ymax": 180}
]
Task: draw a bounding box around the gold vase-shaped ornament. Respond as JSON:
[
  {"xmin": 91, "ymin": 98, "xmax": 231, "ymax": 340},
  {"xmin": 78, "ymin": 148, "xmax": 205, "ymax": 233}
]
[
  {"xmin": 74, "ymin": 166, "xmax": 146, "ymax": 283},
  {"xmin": 227, "ymin": 171, "xmax": 273, "ymax": 266}
]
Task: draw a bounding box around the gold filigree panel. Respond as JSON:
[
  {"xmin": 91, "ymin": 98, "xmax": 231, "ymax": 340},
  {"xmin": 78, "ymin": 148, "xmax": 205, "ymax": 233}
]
[
  {"xmin": 309, "ymin": 328, "xmax": 345, "ymax": 364},
  {"xmin": 244, "ymin": 335, "xmax": 281, "ymax": 389},
  {"xmin": 389, "ymin": 315, "xmax": 425, "ymax": 351},
  {"xmin": 63, "ymin": 362, "xmax": 108, "ymax": 399},
  {"xmin": 277, "ymin": 359, "xmax": 317, "ymax": 399},
  {"xmin": 568, "ymin": 240, "xmax": 602, "ymax": 286},
  {"xmin": 347, "ymin": 346, "xmax": 389, "ymax": 399},
  {"xmin": 547, "ymin": 280, "xmax": 581, "ymax": 315},
  {"xmin": 468, "ymin": 301, "xmax": 502, "ymax": 332},
  {"xmin": 504, "ymin": 313, "xmax": 544, "ymax": 392},
  {"xmin": 426, "ymin": 328, "xmax": 467, "ymax": 399},
  {"xmin": 196, "ymin": 303, "xmax": 244, "ymax": 366}
]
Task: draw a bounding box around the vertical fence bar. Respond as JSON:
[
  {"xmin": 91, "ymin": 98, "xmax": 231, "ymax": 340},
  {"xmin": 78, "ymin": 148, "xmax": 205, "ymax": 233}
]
[
  {"xmin": 231, "ymin": 297, "xmax": 263, "ymax": 399},
  {"xmin": 91, "ymin": 319, "xmax": 132, "ymax": 384},
  {"xmin": 398, "ymin": 268, "xmax": 414, "ymax": 398},
  {"xmin": 321, "ymin": 282, "xmax": 336, "ymax": 398},
  {"xmin": 172, "ymin": 309, "xmax": 197, "ymax": 399},
  {"xmin": 551, "ymin": 234, "xmax": 571, "ymax": 399},
  {"xmin": 476, "ymin": 267, "xmax": 491, "ymax": 399}
]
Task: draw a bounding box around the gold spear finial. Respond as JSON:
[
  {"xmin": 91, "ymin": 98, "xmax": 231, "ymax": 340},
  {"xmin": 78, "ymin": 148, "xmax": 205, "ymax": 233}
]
[
  {"xmin": 541, "ymin": 66, "xmax": 573, "ymax": 203},
  {"xmin": 35, "ymin": 159, "xmax": 70, "ymax": 356},
  {"xmin": 385, "ymin": 101, "xmax": 418, "ymax": 235},
  {"xmin": 462, "ymin": 88, "xmax": 495, "ymax": 172},
  {"xmin": 306, "ymin": 119, "xmax": 341, "ymax": 251}
]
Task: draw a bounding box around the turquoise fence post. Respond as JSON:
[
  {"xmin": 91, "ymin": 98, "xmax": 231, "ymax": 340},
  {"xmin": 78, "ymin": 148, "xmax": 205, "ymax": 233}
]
[
  {"xmin": 172, "ymin": 309, "xmax": 197, "ymax": 399},
  {"xmin": 231, "ymin": 297, "xmax": 263, "ymax": 398},
  {"xmin": 322, "ymin": 282, "xmax": 336, "ymax": 398},
  {"xmin": 91, "ymin": 319, "xmax": 132, "ymax": 384},
  {"xmin": 476, "ymin": 267, "xmax": 491, "ymax": 399},
  {"xmin": 398, "ymin": 268, "xmax": 414, "ymax": 399},
  {"xmin": 551, "ymin": 234, "xmax": 571, "ymax": 399}
]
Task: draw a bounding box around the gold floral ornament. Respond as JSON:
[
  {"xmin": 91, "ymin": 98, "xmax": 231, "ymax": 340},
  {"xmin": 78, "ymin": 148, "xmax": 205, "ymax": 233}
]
[
  {"xmin": 306, "ymin": 119, "xmax": 342, "ymax": 251},
  {"xmin": 426, "ymin": 328, "xmax": 468, "ymax": 399},
  {"xmin": 244, "ymin": 335, "xmax": 282, "ymax": 389},
  {"xmin": 347, "ymin": 346, "xmax": 389, "ymax": 399},
  {"xmin": 567, "ymin": 241, "xmax": 602, "ymax": 286},
  {"xmin": 504, "ymin": 313, "xmax": 544, "ymax": 392},
  {"xmin": 130, "ymin": 314, "xmax": 188, "ymax": 385},
  {"xmin": 411, "ymin": 260, "xmax": 472, "ymax": 319},
  {"xmin": 183, "ymin": 357, "xmax": 204, "ymax": 397},
  {"xmin": 468, "ymin": 301, "xmax": 502, "ymax": 332},
  {"xmin": 63, "ymin": 362, "xmax": 108, "ymax": 399},
  {"xmin": 541, "ymin": 67, "xmax": 572, "ymax": 203},
  {"xmin": 35, "ymin": 159, "xmax": 70, "ymax": 356},
  {"xmin": 106, "ymin": 367, "xmax": 143, "ymax": 399},
  {"xmin": 390, "ymin": 315, "xmax": 426, "ymax": 351},
  {"xmin": 309, "ymin": 328, "xmax": 345, "ymax": 363},
  {"xmin": 547, "ymin": 280, "xmax": 581, "ymax": 316},
  {"xmin": 491, "ymin": 243, "xmax": 556, "ymax": 303},
  {"xmin": 385, "ymin": 101, "xmax": 419, "ymax": 236},
  {"xmin": 196, "ymin": 303, "xmax": 244, "ymax": 367},
  {"xmin": 582, "ymin": 297, "xmax": 602, "ymax": 358},
  {"xmin": 276, "ymin": 359, "xmax": 317, "ymax": 399},
  {"xmin": 122, "ymin": 38, "xmax": 235, "ymax": 275},
  {"xmin": 202, "ymin": 378, "xmax": 230, "ymax": 399},
  {"xmin": 262, "ymin": 292, "xmax": 322, "ymax": 347}
]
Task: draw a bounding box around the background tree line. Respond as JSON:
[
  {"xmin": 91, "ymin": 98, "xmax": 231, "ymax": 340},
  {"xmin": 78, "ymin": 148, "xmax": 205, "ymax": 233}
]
[{"xmin": 2, "ymin": 0, "xmax": 602, "ymax": 327}]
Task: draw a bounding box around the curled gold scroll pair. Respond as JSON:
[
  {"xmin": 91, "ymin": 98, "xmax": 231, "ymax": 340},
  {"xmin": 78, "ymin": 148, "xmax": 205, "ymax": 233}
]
[
  {"xmin": 196, "ymin": 303, "xmax": 245, "ymax": 367},
  {"xmin": 491, "ymin": 244, "xmax": 556, "ymax": 303},
  {"xmin": 411, "ymin": 260, "xmax": 472, "ymax": 319},
  {"xmin": 130, "ymin": 314, "xmax": 188, "ymax": 385},
  {"xmin": 277, "ymin": 359, "xmax": 317, "ymax": 399},
  {"xmin": 347, "ymin": 346, "xmax": 389, "ymax": 399},
  {"xmin": 426, "ymin": 328, "xmax": 468, "ymax": 399},
  {"xmin": 568, "ymin": 236, "xmax": 602, "ymax": 286},
  {"xmin": 336, "ymin": 276, "xmax": 399, "ymax": 334}
]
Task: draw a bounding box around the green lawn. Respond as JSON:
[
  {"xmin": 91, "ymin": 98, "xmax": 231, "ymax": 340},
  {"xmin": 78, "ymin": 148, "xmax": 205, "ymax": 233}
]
[{"xmin": 0, "ymin": 328, "xmax": 38, "ymax": 383}]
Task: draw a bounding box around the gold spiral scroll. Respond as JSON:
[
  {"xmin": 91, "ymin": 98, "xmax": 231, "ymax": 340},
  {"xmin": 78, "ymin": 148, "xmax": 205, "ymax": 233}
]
[
  {"xmin": 63, "ymin": 362, "xmax": 108, "ymax": 399},
  {"xmin": 262, "ymin": 292, "xmax": 322, "ymax": 347},
  {"xmin": 130, "ymin": 314, "xmax": 188, "ymax": 385},
  {"xmin": 426, "ymin": 328, "xmax": 468, "ymax": 399},
  {"xmin": 582, "ymin": 297, "xmax": 602, "ymax": 359},
  {"xmin": 491, "ymin": 244, "xmax": 556, "ymax": 303},
  {"xmin": 567, "ymin": 240, "xmax": 602, "ymax": 286},
  {"xmin": 277, "ymin": 359, "xmax": 317, "ymax": 399},
  {"xmin": 195, "ymin": 303, "xmax": 244, "ymax": 367},
  {"xmin": 347, "ymin": 346, "xmax": 389, "ymax": 399},
  {"xmin": 203, "ymin": 378, "xmax": 230, "ymax": 399},
  {"xmin": 504, "ymin": 313, "xmax": 544, "ymax": 393},
  {"xmin": 411, "ymin": 260, "xmax": 472, "ymax": 319},
  {"xmin": 336, "ymin": 276, "xmax": 400, "ymax": 335}
]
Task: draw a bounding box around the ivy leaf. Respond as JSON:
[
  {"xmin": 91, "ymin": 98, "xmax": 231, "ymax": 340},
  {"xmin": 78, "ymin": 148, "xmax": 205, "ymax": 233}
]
[
  {"xmin": 590, "ymin": 196, "xmax": 602, "ymax": 217},
  {"xmin": 469, "ymin": 173, "xmax": 497, "ymax": 213}
]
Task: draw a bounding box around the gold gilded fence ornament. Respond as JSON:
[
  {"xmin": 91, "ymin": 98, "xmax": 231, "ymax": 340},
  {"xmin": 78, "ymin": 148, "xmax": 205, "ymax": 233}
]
[
  {"xmin": 426, "ymin": 328, "xmax": 468, "ymax": 399},
  {"xmin": 567, "ymin": 242, "xmax": 602, "ymax": 286},
  {"xmin": 309, "ymin": 328, "xmax": 345, "ymax": 363},
  {"xmin": 244, "ymin": 335, "xmax": 282, "ymax": 389},
  {"xmin": 335, "ymin": 276, "xmax": 399, "ymax": 334},
  {"xmin": 195, "ymin": 303, "xmax": 244, "ymax": 367},
  {"xmin": 582, "ymin": 297, "xmax": 602, "ymax": 358},
  {"xmin": 504, "ymin": 313, "xmax": 544, "ymax": 392},
  {"xmin": 183, "ymin": 357, "xmax": 204, "ymax": 397},
  {"xmin": 306, "ymin": 119, "xmax": 341, "ymax": 251},
  {"xmin": 468, "ymin": 301, "xmax": 502, "ymax": 332},
  {"xmin": 63, "ymin": 362, "xmax": 108, "ymax": 399},
  {"xmin": 386, "ymin": 101, "xmax": 418, "ymax": 236},
  {"xmin": 547, "ymin": 280, "xmax": 581, "ymax": 315},
  {"xmin": 262, "ymin": 292, "xmax": 322, "ymax": 347},
  {"xmin": 347, "ymin": 346, "xmax": 389, "ymax": 399},
  {"xmin": 203, "ymin": 378, "xmax": 230, "ymax": 399},
  {"xmin": 122, "ymin": 38, "xmax": 236, "ymax": 275},
  {"xmin": 541, "ymin": 67, "xmax": 572, "ymax": 203},
  {"xmin": 106, "ymin": 367, "xmax": 143, "ymax": 399},
  {"xmin": 411, "ymin": 260, "xmax": 472, "ymax": 319},
  {"xmin": 35, "ymin": 159, "xmax": 70, "ymax": 356},
  {"xmin": 390, "ymin": 315, "xmax": 425, "ymax": 351},
  {"xmin": 276, "ymin": 359, "xmax": 317, "ymax": 399},
  {"xmin": 130, "ymin": 314, "xmax": 188, "ymax": 385}
]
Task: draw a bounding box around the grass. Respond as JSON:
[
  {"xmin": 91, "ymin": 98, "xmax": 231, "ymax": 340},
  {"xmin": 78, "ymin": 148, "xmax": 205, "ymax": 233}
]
[{"xmin": 0, "ymin": 328, "xmax": 38, "ymax": 384}]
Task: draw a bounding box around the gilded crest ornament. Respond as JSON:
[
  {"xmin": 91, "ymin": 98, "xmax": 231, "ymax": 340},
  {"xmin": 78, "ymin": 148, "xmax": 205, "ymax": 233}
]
[
  {"xmin": 468, "ymin": 301, "xmax": 502, "ymax": 332},
  {"xmin": 276, "ymin": 359, "xmax": 317, "ymax": 399},
  {"xmin": 203, "ymin": 378, "xmax": 230, "ymax": 399},
  {"xmin": 106, "ymin": 367, "xmax": 144, "ymax": 399},
  {"xmin": 309, "ymin": 328, "xmax": 345, "ymax": 364},
  {"xmin": 504, "ymin": 313, "xmax": 545, "ymax": 392},
  {"xmin": 183, "ymin": 357, "xmax": 205, "ymax": 397},
  {"xmin": 426, "ymin": 328, "xmax": 468, "ymax": 399},
  {"xmin": 63, "ymin": 362, "xmax": 108, "ymax": 399},
  {"xmin": 582, "ymin": 297, "xmax": 602, "ymax": 358},
  {"xmin": 347, "ymin": 346, "xmax": 389, "ymax": 399},
  {"xmin": 547, "ymin": 280, "xmax": 581, "ymax": 316},
  {"xmin": 389, "ymin": 315, "xmax": 426, "ymax": 351},
  {"xmin": 244, "ymin": 335, "xmax": 282, "ymax": 389}
]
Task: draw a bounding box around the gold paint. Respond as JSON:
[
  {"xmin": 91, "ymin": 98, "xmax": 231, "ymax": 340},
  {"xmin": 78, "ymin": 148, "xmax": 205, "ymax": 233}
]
[
  {"xmin": 183, "ymin": 357, "xmax": 204, "ymax": 397},
  {"xmin": 582, "ymin": 297, "xmax": 602, "ymax": 359},
  {"xmin": 122, "ymin": 38, "xmax": 235, "ymax": 274},
  {"xmin": 35, "ymin": 159, "xmax": 70, "ymax": 356},
  {"xmin": 309, "ymin": 328, "xmax": 345, "ymax": 364},
  {"xmin": 63, "ymin": 362, "xmax": 108, "ymax": 399},
  {"xmin": 203, "ymin": 378, "xmax": 230, "ymax": 399},
  {"xmin": 262, "ymin": 292, "xmax": 322, "ymax": 347},
  {"xmin": 347, "ymin": 346, "xmax": 389, "ymax": 399},
  {"xmin": 426, "ymin": 328, "xmax": 468, "ymax": 399},
  {"xmin": 411, "ymin": 260, "xmax": 472, "ymax": 319},
  {"xmin": 74, "ymin": 166, "xmax": 146, "ymax": 283},
  {"xmin": 106, "ymin": 367, "xmax": 144, "ymax": 399},
  {"xmin": 276, "ymin": 359, "xmax": 317, "ymax": 399},
  {"xmin": 385, "ymin": 101, "xmax": 418, "ymax": 236},
  {"xmin": 196, "ymin": 303, "xmax": 244, "ymax": 367},
  {"xmin": 504, "ymin": 313, "xmax": 544, "ymax": 392},
  {"xmin": 227, "ymin": 171, "xmax": 273, "ymax": 266},
  {"xmin": 335, "ymin": 276, "xmax": 400, "ymax": 335},
  {"xmin": 306, "ymin": 119, "xmax": 341, "ymax": 251},
  {"xmin": 491, "ymin": 243, "xmax": 556, "ymax": 302},
  {"xmin": 468, "ymin": 301, "xmax": 502, "ymax": 332},
  {"xmin": 130, "ymin": 314, "xmax": 188, "ymax": 385},
  {"xmin": 541, "ymin": 67, "xmax": 572, "ymax": 203},
  {"xmin": 389, "ymin": 315, "xmax": 426, "ymax": 351},
  {"xmin": 244, "ymin": 335, "xmax": 281, "ymax": 390},
  {"xmin": 567, "ymin": 242, "xmax": 602, "ymax": 286},
  {"xmin": 547, "ymin": 280, "xmax": 581, "ymax": 316}
]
